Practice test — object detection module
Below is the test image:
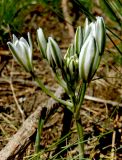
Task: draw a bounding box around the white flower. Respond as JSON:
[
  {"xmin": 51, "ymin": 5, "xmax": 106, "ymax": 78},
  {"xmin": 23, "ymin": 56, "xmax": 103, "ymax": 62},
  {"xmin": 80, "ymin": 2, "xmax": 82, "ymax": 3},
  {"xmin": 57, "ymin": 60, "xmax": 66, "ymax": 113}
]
[
  {"xmin": 79, "ymin": 35, "xmax": 99, "ymax": 82},
  {"xmin": 46, "ymin": 39, "xmax": 55, "ymax": 70},
  {"xmin": 7, "ymin": 33, "xmax": 33, "ymax": 72},
  {"xmin": 91, "ymin": 16, "xmax": 106, "ymax": 55},
  {"xmin": 83, "ymin": 18, "xmax": 91, "ymax": 42},
  {"xmin": 84, "ymin": 17, "xmax": 106, "ymax": 55},
  {"xmin": 47, "ymin": 37, "xmax": 63, "ymax": 70},
  {"xmin": 78, "ymin": 16, "xmax": 106, "ymax": 82},
  {"xmin": 37, "ymin": 28, "xmax": 47, "ymax": 59}
]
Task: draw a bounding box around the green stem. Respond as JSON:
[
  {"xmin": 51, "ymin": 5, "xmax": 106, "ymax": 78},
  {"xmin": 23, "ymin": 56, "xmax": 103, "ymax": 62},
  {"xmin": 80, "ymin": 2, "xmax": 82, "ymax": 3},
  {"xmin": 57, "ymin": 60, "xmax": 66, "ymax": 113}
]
[
  {"xmin": 55, "ymin": 72, "xmax": 75, "ymax": 103},
  {"xmin": 32, "ymin": 74, "xmax": 73, "ymax": 112},
  {"xmin": 35, "ymin": 116, "xmax": 45, "ymax": 154},
  {"xmin": 76, "ymin": 119, "xmax": 84, "ymax": 159},
  {"xmin": 55, "ymin": 71, "xmax": 67, "ymax": 92},
  {"xmin": 75, "ymin": 82, "xmax": 87, "ymax": 120},
  {"xmin": 75, "ymin": 82, "xmax": 87, "ymax": 159},
  {"xmin": 35, "ymin": 107, "xmax": 47, "ymax": 160}
]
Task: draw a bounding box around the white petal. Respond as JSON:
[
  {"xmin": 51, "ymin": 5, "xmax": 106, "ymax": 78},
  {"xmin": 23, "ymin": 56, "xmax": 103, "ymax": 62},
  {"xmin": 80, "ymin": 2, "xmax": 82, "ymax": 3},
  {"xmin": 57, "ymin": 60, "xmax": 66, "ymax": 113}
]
[
  {"xmin": 20, "ymin": 37, "xmax": 30, "ymax": 49},
  {"xmin": 37, "ymin": 28, "xmax": 47, "ymax": 57},
  {"xmin": 90, "ymin": 22, "xmax": 96, "ymax": 38},
  {"xmin": 17, "ymin": 41, "xmax": 28, "ymax": 66},
  {"xmin": 12, "ymin": 34, "xmax": 18, "ymax": 44},
  {"xmin": 7, "ymin": 42, "xmax": 26, "ymax": 69},
  {"xmin": 83, "ymin": 37, "xmax": 96, "ymax": 80},
  {"xmin": 83, "ymin": 19, "xmax": 92, "ymax": 42},
  {"xmin": 79, "ymin": 35, "xmax": 96, "ymax": 81},
  {"xmin": 95, "ymin": 16, "xmax": 106, "ymax": 54},
  {"xmin": 21, "ymin": 40, "xmax": 32, "ymax": 62},
  {"xmin": 79, "ymin": 40, "xmax": 87, "ymax": 79},
  {"xmin": 84, "ymin": 18, "xmax": 89, "ymax": 35},
  {"xmin": 27, "ymin": 32, "xmax": 33, "ymax": 53},
  {"xmin": 49, "ymin": 37, "xmax": 62, "ymax": 68},
  {"xmin": 47, "ymin": 41, "xmax": 54, "ymax": 68}
]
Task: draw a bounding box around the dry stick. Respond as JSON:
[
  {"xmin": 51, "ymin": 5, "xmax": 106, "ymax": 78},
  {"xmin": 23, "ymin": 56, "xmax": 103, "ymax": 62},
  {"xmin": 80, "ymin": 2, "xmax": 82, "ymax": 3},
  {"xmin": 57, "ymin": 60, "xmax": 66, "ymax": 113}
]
[
  {"xmin": 10, "ymin": 61, "xmax": 25, "ymax": 122},
  {"xmin": 0, "ymin": 86, "xmax": 64, "ymax": 160},
  {"xmin": 10, "ymin": 80, "xmax": 25, "ymax": 122},
  {"xmin": 0, "ymin": 50, "xmax": 9, "ymax": 55},
  {"xmin": 84, "ymin": 95, "xmax": 122, "ymax": 107},
  {"xmin": 111, "ymin": 114, "xmax": 119, "ymax": 160},
  {"xmin": 111, "ymin": 130, "xmax": 116, "ymax": 160},
  {"xmin": 61, "ymin": 0, "xmax": 75, "ymax": 39}
]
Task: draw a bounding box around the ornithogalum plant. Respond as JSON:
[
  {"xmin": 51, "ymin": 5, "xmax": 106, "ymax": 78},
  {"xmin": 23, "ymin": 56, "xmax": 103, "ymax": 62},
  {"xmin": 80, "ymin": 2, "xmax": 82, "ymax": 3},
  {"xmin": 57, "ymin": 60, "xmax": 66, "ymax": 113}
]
[{"xmin": 7, "ymin": 16, "xmax": 106, "ymax": 159}]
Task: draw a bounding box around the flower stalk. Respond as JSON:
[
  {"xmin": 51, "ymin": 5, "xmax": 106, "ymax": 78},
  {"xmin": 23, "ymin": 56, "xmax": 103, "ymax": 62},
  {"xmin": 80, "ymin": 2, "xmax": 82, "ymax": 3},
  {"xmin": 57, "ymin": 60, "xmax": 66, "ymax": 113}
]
[
  {"xmin": 35, "ymin": 107, "xmax": 47, "ymax": 160},
  {"xmin": 32, "ymin": 73, "xmax": 73, "ymax": 112},
  {"xmin": 75, "ymin": 82, "xmax": 87, "ymax": 159},
  {"xmin": 76, "ymin": 118, "xmax": 84, "ymax": 159},
  {"xmin": 75, "ymin": 83, "xmax": 87, "ymax": 120}
]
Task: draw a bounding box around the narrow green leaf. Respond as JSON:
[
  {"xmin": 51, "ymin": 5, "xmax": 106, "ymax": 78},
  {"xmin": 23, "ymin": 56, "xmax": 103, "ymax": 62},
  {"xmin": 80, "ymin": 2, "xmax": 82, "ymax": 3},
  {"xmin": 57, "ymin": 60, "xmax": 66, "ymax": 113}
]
[{"xmin": 99, "ymin": 0, "xmax": 121, "ymax": 26}]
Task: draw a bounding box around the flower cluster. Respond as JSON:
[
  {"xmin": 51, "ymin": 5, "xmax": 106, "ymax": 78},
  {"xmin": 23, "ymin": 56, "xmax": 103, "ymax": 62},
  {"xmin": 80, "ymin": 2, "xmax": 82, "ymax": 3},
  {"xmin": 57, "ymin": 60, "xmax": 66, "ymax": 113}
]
[
  {"xmin": 78, "ymin": 17, "xmax": 106, "ymax": 82},
  {"xmin": 7, "ymin": 16, "xmax": 106, "ymax": 87}
]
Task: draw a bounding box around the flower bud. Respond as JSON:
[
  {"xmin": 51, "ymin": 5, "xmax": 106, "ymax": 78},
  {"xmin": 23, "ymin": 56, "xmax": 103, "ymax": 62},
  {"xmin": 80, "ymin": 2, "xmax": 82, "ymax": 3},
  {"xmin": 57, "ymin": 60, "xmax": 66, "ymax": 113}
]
[
  {"xmin": 46, "ymin": 37, "xmax": 63, "ymax": 70},
  {"xmin": 68, "ymin": 55, "xmax": 78, "ymax": 78},
  {"xmin": 74, "ymin": 26, "xmax": 83, "ymax": 55},
  {"xmin": 47, "ymin": 40, "xmax": 56, "ymax": 71},
  {"xmin": 83, "ymin": 18, "xmax": 91, "ymax": 42},
  {"xmin": 37, "ymin": 28, "xmax": 47, "ymax": 59},
  {"xmin": 7, "ymin": 33, "xmax": 33, "ymax": 72},
  {"xmin": 64, "ymin": 43, "xmax": 74, "ymax": 60},
  {"xmin": 64, "ymin": 44, "xmax": 74, "ymax": 69},
  {"xmin": 79, "ymin": 35, "xmax": 98, "ymax": 82},
  {"xmin": 91, "ymin": 17, "xmax": 106, "ymax": 55},
  {"xmin": 79, "ymin": 16, "xmax": 106, "ymax": 82},
  {"xmin": 64, "ymin": 54, "xmax": 79, "ymax": 87}
]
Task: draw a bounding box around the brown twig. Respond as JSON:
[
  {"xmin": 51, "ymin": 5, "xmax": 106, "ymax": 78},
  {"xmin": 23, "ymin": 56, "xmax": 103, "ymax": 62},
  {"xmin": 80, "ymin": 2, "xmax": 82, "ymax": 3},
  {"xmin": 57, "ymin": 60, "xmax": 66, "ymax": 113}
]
[
  {"xmin": 84, "ymin": 95, "xmax": 122, "ymax": 107},
  {"xmin": 10, "ymin": 60, "xmax": 25, "ymax": 122},
  {"xmin": 0, "ymin": 86, "xmax": 64, "ymax": 160},
  {"xmin": 9, "ymin": 80, "xmax": 25, "ymax": 122},
  {"xmin": 111, "ymin": 130, "xmax": 116, "ymax": 160}
]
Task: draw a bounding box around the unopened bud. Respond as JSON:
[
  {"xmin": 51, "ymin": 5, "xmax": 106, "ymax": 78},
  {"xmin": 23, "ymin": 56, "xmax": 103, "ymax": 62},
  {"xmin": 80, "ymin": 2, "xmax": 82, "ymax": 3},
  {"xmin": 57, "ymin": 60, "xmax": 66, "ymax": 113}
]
[
  {"xmin": 37, "ymin": 28, "xmax": 47, "ymax": 59},
  {"xmin": 47, "ymin": 37, "xmax": 63, "ymax": 70},
  {"xmin": 79, "ymin": 35, "xmax": 98, "ymax": 82},
  {"xmin": 74, "ymin": 26, "xmax": 83, "ymax": 55},
  {"xmin": 92, "ymin": 17, "xmax": 106, "ymax": 55}
]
